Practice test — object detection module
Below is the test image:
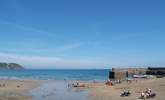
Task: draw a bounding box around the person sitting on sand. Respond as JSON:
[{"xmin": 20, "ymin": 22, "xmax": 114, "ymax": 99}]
[
  {"xmin": 127, "ymin": 90, "xmax": 131, "ymax": 95},
  {"xmin": 141, "ymin": 91, "xmax": 146, "ymax": 99},
  {"xmin": 148, "ymin": 88, "xmax": 151, "ymax": 93},
  {"xmin": 120, "ymin": 90, "xmax": 131, "ymax": 97},
  {"xmin": 105, "ymin": 79, "xmax": 113, "ymax": 86},
  {"xmin": 72, "ymin": 81, "xmax": 79, "ymax": 86},
  {"xmin": 76, "ymin": 81, "xmax": 79, "ymax": 86},
  {"xmin": 145, "ymin": 88, "xmax": 156, "ymax": 98},
  {"xmin": 146, "ymin": 88, "xmax": 152, "ymax": 94},
  {"xmin": 146, "ymin": 92, "xmax": 150, "ymax": 98},
  {"xmin": 122, "ymin": 89, "xmax": 126, "ymax": 94},
  {"xmin": 72, "ymin": 82, "xmax": 85, "ymax": 87}
]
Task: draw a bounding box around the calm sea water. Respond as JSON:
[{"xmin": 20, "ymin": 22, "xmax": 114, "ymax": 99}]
[{"xmin": 0, "ymin": 69, "xmax": 110, "ymax": 81}]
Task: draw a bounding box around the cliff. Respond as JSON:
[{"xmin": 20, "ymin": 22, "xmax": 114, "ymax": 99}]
[{"xmin": 0, "ymin": 62, "xmax": 24, "ymax": 70}]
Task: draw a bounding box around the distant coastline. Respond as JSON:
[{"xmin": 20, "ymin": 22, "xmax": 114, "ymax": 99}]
[{"xmin": 0, "ymin": 62, "xmax": 24, "ymax": 70}]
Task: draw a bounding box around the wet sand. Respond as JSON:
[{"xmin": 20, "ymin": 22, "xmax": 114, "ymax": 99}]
[
  {"xmin": 0, "ymin": 79, "xmax": 39, "ymax": 100},
  {"xmin": 85, "ymin": 78, "xmax": 165, "ymax": 100},
  {"xmin": 30, "ymin": 80, "xmax": 89, "ymax": 100},
  {"xmin": 0, "ymin": 79, "xmax": 89, "ymax": 100}
]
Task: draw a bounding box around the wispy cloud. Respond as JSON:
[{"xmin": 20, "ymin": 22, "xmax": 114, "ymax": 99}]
[
  {"xmin": 0, "ymin": 42, "xmax": 85, "ymax": 54},
  {"xmin": 0, "ymin": 52, "xmax": 106, "ymax": 69},
  {"xmin": 0, "ymin": 52, "xmax": 60, "ymax": 68},
  {"xmin": 53, "ymin": 42, "xmax": 85, "ymax": 52},
  {"xmin": 0, "ymin": 20, "xmax": 87, "ymax": 54},
  {"xmin": 0, "ymin": 19, "xmax": 54, "ymax": 36}
]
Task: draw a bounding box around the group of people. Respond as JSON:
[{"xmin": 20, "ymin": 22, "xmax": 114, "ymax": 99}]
[
  {"xmin": 105, "ymin": 79, "xmax": 157, "ymax": 99},
  {"xmin": 68, "ymin": 81, "xmax": 86, "ymax": 88},
  {"xmin": 105, "ymin": 79, "xmax": 114, "ymax": 86},
  {"xmin": 120, "ymin": 90, "xmax": 131, "ymax": 97},
  {"xmin": 140, "ymin": 88, "xmax": 156, "ymax": 99},
  {"xmin": 120, "ymin": 88, "xmax": 156, "ymax": 99}
]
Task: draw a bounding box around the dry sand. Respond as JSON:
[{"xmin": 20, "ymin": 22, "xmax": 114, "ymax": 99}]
[
  {"xmin": 85, "ymin": 78, "xmax": 165, "ymax": 100},
  {"xmin": 0, "ymin": 79, "xmax": 39, "ymax": 100}
]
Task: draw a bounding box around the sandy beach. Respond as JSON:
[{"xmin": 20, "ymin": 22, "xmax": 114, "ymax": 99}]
[
  {"xmin": 0, "ymin": 79, "xmax": 39, "ymax": 100},
  {"xmin": 0, "ymin": 78, "xmax": 164, "ymax": 100},
  {"xmin": 85, "ymin": 78, "xmax": 165, "ymax": 100}
]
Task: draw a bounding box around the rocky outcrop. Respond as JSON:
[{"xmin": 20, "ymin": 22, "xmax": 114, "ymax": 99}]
[{"xmin": 0, "ymin": 62, "xmax": 24, "ymax": 70}]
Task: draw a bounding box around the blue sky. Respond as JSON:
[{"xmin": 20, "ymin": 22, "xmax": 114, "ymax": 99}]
[{"xmin": 0, "ymin": 0, "xmax": 165, "ymax": 69}]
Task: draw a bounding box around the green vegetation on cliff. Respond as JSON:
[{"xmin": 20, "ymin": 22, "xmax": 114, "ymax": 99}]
[{"xmin": 0, "ymin": 62, "xmax": 24, "ymax": 70}]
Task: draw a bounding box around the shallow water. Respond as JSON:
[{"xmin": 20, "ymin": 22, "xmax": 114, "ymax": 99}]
[
  {"xmin": 0, "ymin": 69, "xmax": 110, "ymax": 81},
  {"xmin": 30, "ymin": 80, "xmax": 89, "ymax": 100}
]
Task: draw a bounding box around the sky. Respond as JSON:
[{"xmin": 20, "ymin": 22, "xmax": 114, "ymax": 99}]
[{"xmin": 0, "ymin": 0, "xmax": 165, "ymax": 69}]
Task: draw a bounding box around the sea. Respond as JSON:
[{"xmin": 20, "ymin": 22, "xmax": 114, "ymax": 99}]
[{"xmin": 0, "ymin": 69, "xmax": 110, "ymax": 81}]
